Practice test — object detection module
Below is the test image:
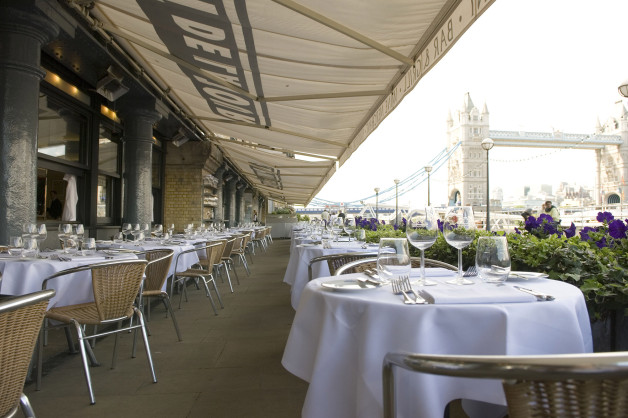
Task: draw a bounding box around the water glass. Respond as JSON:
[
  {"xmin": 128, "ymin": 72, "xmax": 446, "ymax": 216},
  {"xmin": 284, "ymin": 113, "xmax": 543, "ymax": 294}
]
[
  {"xmin": 376, "ymin": 238, "xmax": 411, "ymax": 283},
  {"xmin": 343, "ymin": 217, "xmax": 356, "ymax": 241},
  {"xmin": 475, "ymin": 236, "xmax": 511, "ymax": 283},
  {"xmin": 82, "ymin": 238, "xmax": 96, "ymax": 256},
  {"xmin": 113, "ymin": 232, "xmax": 124, "ymax": 243},
  {"xmin": 355, "ymin": 229, "xmax": 366, "ymax": 247},
  {"xmin": 8, "ymin": 236, "xmax": 23, "ymax": 257},
  {"xmin": 22, "ymin": 237, "xmax": 39, "ymax": 257}
]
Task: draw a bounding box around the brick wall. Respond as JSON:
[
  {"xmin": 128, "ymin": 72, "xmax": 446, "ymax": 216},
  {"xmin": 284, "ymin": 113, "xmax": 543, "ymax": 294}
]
[{"xmin": 163, "ymin": 142, "xmax": 222, "ymax": 232}]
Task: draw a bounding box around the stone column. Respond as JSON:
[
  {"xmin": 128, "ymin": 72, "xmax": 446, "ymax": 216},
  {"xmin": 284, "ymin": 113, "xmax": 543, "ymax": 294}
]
[
  {"xmin": 227, "ymin": 178, "xmax": 238, "ymax": 228},
  {"xmin": 0, "ymin": 5, "xmax": 58, "ymax": 242},
  {"xmin": 214, "ymin": 167, "xmax": 225, "ymax": 222},
  {"xmin": 236, "ymin": 183, "xmax": 246, "ymax": 225},
  {"xmin": 120, "ymin": 108, "xmax": 161, "ymax": 225}
]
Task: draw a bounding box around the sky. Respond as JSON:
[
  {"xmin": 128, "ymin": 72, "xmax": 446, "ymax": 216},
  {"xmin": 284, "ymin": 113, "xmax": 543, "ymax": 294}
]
[{"xmin": 314, "ymin": 0, "xmax": 628, "ymax": 209}]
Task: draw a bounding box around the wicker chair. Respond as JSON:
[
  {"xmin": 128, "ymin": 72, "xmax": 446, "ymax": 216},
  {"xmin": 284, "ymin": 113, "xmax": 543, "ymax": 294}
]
[
  {"xmin": 250, "ymin": 228, "xmax": 267, "ymax": 255},
  {"xmin": 307, "ymin": 252, "xmax": 379, "ymax": 281},
  {"xmin": 139, "ymin": 249, "xmax": 182, "ymax": 341},
  {"xmin": 382, "ymin": 351, "xmax": 628, "ymax": 418},
  {"xmin": 335, "ymin": 257, "xmax": 457, "ymax": 275},
  {"xmin": 216, "ymin": 238, "xmax": 239, "ymax": 292},
  {"xmin": 37, "ymin": 259, "xmax": 155, "ymax": 405},
  {"xmin": 230, "ymin": 232, "xmax": 251, "ymax": 275},
  {"xmin": 0, "ymin": 290, "xmax": 55, "ymax": 418},
  {"xmin": 173, "ymin": 243, "xmax": 224, "ymax": 314}
]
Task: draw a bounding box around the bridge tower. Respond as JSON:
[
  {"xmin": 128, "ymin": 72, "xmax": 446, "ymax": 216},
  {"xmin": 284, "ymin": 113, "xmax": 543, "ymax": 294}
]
[
  {"xmin": 596, "ymin": 102, "xmax": 628, "ymax": 204},
  {"xmin": 446, "ymin": 93, "xmax": 491, "ymax": 206}
]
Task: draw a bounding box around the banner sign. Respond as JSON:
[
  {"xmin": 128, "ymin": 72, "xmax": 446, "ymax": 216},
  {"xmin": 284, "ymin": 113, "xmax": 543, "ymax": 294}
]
[{"xmin": 138, "ymin": 0, "xmax": 270, "ymax": 126}]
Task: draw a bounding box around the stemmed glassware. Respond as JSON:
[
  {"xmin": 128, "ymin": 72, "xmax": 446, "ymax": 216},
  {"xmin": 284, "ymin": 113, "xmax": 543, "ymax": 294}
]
[
  {"xmin": 167, "ymin": 224, "xmax": 175, "ymax": 236},
  {"xmin": 153, "ymin": 224, "xmax": 163, "ymax": 239},
  {"xmin": 141, "ymin": 223, "xmax": 151, "ymax": 240},
  {"xmin": 130, "ymin": 224, "xmax": 141, "ymax": 243},
  {"xmin": 36, "ymin": 224, "xmax": 47, "ymax": 251},
  {"xmin": 58, "ymin": 224, "xmax": 74, "ymax": 253},
  {"xmin": 343, "ymin": 217, "xmax": 356, "ymax": 242},
  {"xmin": 442, "ymin": 206, "xmax": 476, "ymax": 285},
  {"xmin": 8, "ymin": 236, "xmax": 23, "ymax": 257},
  {"xmin": 355, "ymin": 229, "xmax": 367, "ymax": 248},
  {"xmin": 406, "ymin": 207, "xmax": 439, "ymax": 286},
  {"xmin": 75, "ymin": 224, "xmax": 85, "ymax": 251},
  {"xmin": 122, "ymin": 223, "xmax": 132, "ymax": 241}
]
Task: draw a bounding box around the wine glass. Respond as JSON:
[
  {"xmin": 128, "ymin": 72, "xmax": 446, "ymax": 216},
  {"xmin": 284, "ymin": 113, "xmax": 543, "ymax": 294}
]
[
  {"xmin": 376, "ymin": 238, "xmax": 411, "ymax": 283},
  {"xmin": 476, "ymin": 236, "xmax": 511, "ymax": 284},
  {"xmin": 153, "ymin": 224, "xmax": 163, "ymax": 239},
  {"xmin": 355, "ymin": 229, "xmax": 366, "ymax": 248},
  {"xmin": 122, "ymin": 223, "xmax": 132, "ymax": 241},
  {"xmin": 331, "ymin": 217, "xmax": 343, "ymax": 241},
  {"xmin": 406, "ymin": 207, "xmax": 439, "ymax": 286},
  {"xmin": 22, "ymin": 223, "xmax": 37, "ymax": 240},
  {"xmin": 343, "ymin": 217, "xmax": 356, "ymax": 242},
  {"xmin": 167, "ymin": 224, "xmax": 175, "ymax": 236},
  {"xmin": 130, "ymin": 224, "xmax": 141, "ymax": 243},
  {"xmin": 75, "ymin": 224, "xmax": 85, "ymax": 250},
  {"xmin": 22, "ymin": 237, "xmax": 39, "ymax": 257},
  {"xmin": 142, "ymin": 223, "xmax": 151, "ymax": 239},
  {"xmin": 442, "ymin": 206, "xmax": 476, "ymax": 285},
  {"xmin": 36, "ymin": 224, "xmax": 47, "ymax": 251},
  {"xmin": 58, "ymin": 224, "xmax": 73, "ymax": 252}
]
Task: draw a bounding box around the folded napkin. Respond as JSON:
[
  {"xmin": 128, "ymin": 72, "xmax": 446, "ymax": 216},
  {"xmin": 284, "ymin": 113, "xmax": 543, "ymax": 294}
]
[
  {"xmin": 417, "ymin": 283, "xmax": 537, "ymax": 304},
  {"xmin": 410, "ymin": 268, "xmax": 457, "ymax": 278}
]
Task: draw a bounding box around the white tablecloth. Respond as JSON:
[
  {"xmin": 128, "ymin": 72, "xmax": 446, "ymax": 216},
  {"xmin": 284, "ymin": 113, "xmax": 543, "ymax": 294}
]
[
  {"xmin": 0, "ymin": 252, "xmax": 137, "ymax": 308},
  {"xmin": 282, "ymin": 270, "xmax": 592, "ymax": 418},
  {"xmin": 282, "ymin": 240, "xmax": 379, "ymax": 309}
]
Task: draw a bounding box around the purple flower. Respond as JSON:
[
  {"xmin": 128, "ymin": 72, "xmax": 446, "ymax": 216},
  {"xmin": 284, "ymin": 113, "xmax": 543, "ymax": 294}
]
[
  {"xmin": 524, "ymin": 215, "xmax": 540, "ymax": 231},
  {"xmin": 608, "ymin": 219, "xmax": 628, "ymax": 239},
  {"xmin": 596, "ymin": 237, "xmax": 607, "ymax": 248},
  {"xmin": 538, "ymin": 213, "xmax": 554, "ymax": 223},
  {"xmin": 514, "ymin": 227, "xmax": 521, "ymax": 235},
  {"xmin": 580, "ymin": 226, "xmax": 597, "ymax": 241},
  {"xmin": 437, "ymin": 219, "xmax": 443, "ymax": 232},
  {"xmin": 393, "ymin": 223, "xmax": 398, "ymax": 231},
  {"xmin": 564, "ymin": 223, "xmax": 576, "ymax": 238},
  {"xmin": 596, "ymin": 211, "xmax": 614, "ymax": 223},
  {"xmin": 381, "ymin": 220, "xmax": 386, "ymax": 225}
]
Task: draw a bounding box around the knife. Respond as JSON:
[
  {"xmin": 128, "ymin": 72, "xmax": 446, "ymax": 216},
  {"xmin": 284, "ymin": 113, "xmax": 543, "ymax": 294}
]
[{"xmin": 513, "ymin": 286, "xmax": 555, "ymax": 301}]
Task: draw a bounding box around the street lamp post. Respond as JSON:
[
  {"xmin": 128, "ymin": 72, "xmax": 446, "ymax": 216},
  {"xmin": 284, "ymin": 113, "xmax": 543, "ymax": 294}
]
[
  {"xmin": 394, "ymin": 179, "xmax": 400, "ymax": 226},
  {"xmin": 481, "ymin": 138, "xmax": 494, "ymax": 231},
  {"xmin": 424, "ymin": 165, "xmax": 433, "ymax": 206},
  {"xmin": 374, "ymin": 187, "xmax": 380, "ymax": 221}
]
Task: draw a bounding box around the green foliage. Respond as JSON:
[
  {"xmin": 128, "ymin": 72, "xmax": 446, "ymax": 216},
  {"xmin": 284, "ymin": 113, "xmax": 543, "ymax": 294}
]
[
  {"xmin": 272, "ymin": 207, "xmax": 294, "ymax": 215},
  {"xmin": 363, "ymin": 227, "xmax": 628, "ymax": 319},
  {"xmin": 296, "ymin": 213, "xmax": 310, "ymax": 222}
]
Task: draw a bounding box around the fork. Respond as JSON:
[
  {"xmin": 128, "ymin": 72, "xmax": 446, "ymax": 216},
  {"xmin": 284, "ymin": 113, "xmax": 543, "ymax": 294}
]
[
  {"xmin": 391, "ymin": 278, "xmax": 415, "ymax": 304},
  {"xmin": 463, "ymin": 265, "xmax": 478, "ymax": 277},
  {"xmin": 400, "ymin": 275, "xmax": 428, "ymax": 304}
]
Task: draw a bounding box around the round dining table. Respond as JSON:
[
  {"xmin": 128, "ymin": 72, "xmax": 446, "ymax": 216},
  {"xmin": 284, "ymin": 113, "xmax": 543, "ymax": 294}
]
[
  {"xmin": 282, "ymin": 270, "xmax": 592, "ymax": 418},
  {"xmin": 282, "ymin": 240, "xmax": 380, "ymax": 309}
]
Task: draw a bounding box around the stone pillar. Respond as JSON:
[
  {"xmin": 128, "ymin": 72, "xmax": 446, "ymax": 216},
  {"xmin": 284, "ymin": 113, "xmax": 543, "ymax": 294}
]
[
  {"xmin": 227, "ymin": 178, "xmax": 238, "ymax": 228},
  {"xmin": 0, "ymin": 5, "xmax": 58, "ymax": 242},
  {"xmin": 236, "ymin": 183, "xmax": 246, "ymax": 225},
  {"xmin": 213, "ymin": 167, "xmax": 225, "ymax": 222},
  {"xmin": 120, "ymin": 108, "xmax": 161, "ymax": 225}
]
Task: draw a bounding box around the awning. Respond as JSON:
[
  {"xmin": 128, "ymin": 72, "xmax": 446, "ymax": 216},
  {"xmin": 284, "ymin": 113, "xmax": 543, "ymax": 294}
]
[{"xmin": 77, "ymin": 0, "xmax": 495, "ymax": 205}]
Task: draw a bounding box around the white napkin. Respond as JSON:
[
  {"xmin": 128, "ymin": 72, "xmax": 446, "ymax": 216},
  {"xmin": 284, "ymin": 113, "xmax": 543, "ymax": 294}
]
[
  {"xmin": 411, "ymin": 268, "xmax": 457, "ymax": 278},
  {"xmin": 417, "ymin": 283, "xmax": 537, "ymax": 304}
]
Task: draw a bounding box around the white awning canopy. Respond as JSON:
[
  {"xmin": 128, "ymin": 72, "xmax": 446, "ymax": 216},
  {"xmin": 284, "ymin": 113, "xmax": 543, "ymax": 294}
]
[{"xmin": 82, "ymin": 0, "xmax": 495, "ymax": 205}]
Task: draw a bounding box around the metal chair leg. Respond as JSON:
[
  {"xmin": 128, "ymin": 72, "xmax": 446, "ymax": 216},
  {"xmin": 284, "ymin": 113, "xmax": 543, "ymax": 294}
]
[
  {"xmin": 162, "ymin": 295, "xmax": 182, "ymax": 341},
  {"xmin": 73, "ymin": 320, "xmax": 96, "ymax": 404},
  {"xmin": 134, "ymin": 307, "xmax": 157, "ymax": 384}
]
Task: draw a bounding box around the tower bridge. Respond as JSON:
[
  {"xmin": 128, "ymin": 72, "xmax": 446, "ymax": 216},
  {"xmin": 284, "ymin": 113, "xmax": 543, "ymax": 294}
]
[{"xmin": 447, "ymin": 93, "xmax": 628, "ymax": 206}]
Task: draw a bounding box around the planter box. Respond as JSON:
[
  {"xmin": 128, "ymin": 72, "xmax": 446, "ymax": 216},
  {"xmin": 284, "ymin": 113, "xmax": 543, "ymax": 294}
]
[
  {"xmin": 592, "ymin": 310, "xmax": 628, "ymax": 352},
  {"xmin": 266, "ymin": 214, "xmax": 298, "ymax": 238}
]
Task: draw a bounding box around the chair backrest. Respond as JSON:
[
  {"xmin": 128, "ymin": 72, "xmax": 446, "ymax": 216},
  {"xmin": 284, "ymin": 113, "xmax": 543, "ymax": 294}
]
[
  {"xmin": 0, "ymin": 290, "xmax": 55, "ymax": 417},
  {"xmin": 221, "ymin": 238, "xmax": 236, "ymax": 259},
  {"xmin": 210, "ymin": 240, "xmax": 227, "ymax": 266},
  {"xmin": 382, "ymin": 351, "xmax": 628, "ymax": 418},
  {"xmin": 240, "ymin": 232, "xmax": 251, "ymax": 250},
  {"xmin": 143, "ymin": 249, "xmax": 174, "ymax": 292},
  {"xmin": 335, "ymin": 257, "xmax": 457, "ymax": 275},
  {"xmin": 230, "ymin": 234, "xmax": 244, "ymax": 254},
  {"xmin": 307, "ymin": 252, "xmax": 378, "ymax": 281},
  {"xmin": 254, "ymin": 228, "xmax": 266, "ymax": 241},
  {"xmin": 90, "ymin": 260, "xmax": 148, "ymax": 321}
]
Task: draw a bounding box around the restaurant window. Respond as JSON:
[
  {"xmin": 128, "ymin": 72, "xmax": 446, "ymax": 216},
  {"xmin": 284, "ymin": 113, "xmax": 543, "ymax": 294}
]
[
  {"xmin": 97, "ymin": 124, "xmax": 121, "ymax": 223},
  {"xmin": 37, "ymin": 94, "xmax": 85, "ymax": 163}
]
